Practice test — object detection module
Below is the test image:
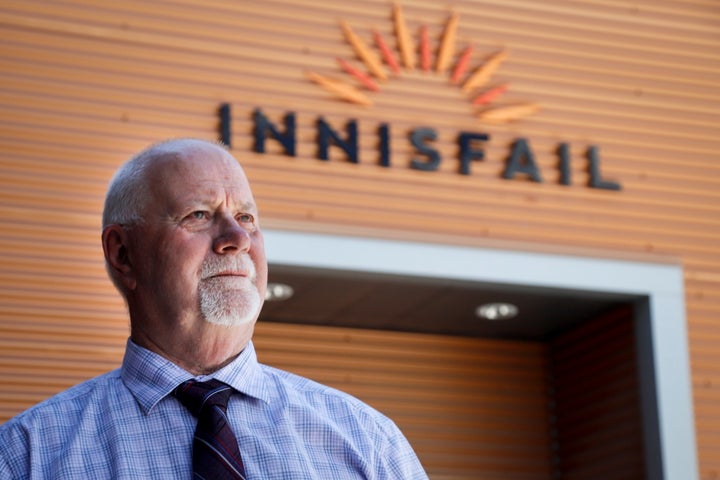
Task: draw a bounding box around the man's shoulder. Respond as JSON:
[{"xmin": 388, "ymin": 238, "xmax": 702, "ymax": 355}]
[
  {"xmin": 260, "ymin": 363, "xmax": 360, "ymax": 401},
  {"xmin": 255, "ymin": 363, "xmax": 428, "ymax": 478},
  {"xmin": 1, "ymin": 368, "xmax": 122, "ymax": 432},
  {"xmin": 0, "ymin": 368, "xmax": 153, "ymax": 478},
  {"xmin": 258, "ymin": 363, "xmax": 393, "ymax": 426}
]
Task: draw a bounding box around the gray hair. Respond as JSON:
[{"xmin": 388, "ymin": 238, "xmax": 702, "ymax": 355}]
[{"xmin": 102, "ymin": 154, "xmax": 151, "ymax": 228}]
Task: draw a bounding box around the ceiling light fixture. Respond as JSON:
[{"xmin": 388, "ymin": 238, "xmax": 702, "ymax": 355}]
[
  {"xmin": 476, "ymin": 302, "xmax": 518, "ymax": 321},
  {"xmin": 265, "ymin": 283, "xmax": 294, "ymax": 301}
]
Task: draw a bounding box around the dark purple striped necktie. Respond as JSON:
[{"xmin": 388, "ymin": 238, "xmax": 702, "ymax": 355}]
[{"xmin": 174, "ymin": 378, "xmax": 247, "ymax": 479}]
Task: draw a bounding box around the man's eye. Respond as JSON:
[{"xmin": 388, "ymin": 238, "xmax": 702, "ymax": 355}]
[
  {"xmin": 237, "ymin": 213, "xmax": 255, "ymax": 224},
  {"xmin": 189, "ymin": 211, "xmax": 209, "ymax": 220}
]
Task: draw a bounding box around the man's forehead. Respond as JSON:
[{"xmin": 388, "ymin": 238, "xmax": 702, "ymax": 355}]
[
  {"xmin": 159, "ymin": 165, "xmax": 255, "ymax": 209},
  {"xmin": 178, "ymin": 183, "xmax": 256, "ymax": 209},
  {"xmin": 146, "ymin": 143, "xmax": 243, "ymax": 179}
]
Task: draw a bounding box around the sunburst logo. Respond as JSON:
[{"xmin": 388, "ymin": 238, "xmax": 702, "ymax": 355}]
[{"xmin": 306, "ymin": 3, "xmax": 539, "ymax": 123}]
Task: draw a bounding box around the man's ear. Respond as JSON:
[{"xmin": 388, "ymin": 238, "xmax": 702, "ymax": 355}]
[{"xmin": 102, "ymin": 224, "xmax": 137, "ymax": 291}]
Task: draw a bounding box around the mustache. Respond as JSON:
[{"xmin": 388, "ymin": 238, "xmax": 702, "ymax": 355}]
[{"xmin": 200, "ymin": 256, "xmax": 256, "ymax": 280}]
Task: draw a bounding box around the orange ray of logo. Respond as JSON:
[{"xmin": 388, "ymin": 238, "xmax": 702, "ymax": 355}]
[{"xmin": 305, "ymin": 2, "xmax": 540, "ymax": 123}]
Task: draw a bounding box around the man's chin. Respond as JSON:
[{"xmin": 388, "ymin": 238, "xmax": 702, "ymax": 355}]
[
  {"xmin": 199, "ymin": 277, "xmax": 263, "ymax": 327},
  {"xmin": 199, "ymin": 289, "xmax": 262, "ymax": 328}
]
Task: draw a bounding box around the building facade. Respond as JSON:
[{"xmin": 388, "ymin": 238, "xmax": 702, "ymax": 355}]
[{"xmin": 0, "ymin": 1, "xmax": 718, "ymax": 478}]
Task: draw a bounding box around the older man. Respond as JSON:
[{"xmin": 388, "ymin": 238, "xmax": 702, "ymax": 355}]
[{"xmin": 0, "ymin": 139, "xmax": 427, "ymax": 479}]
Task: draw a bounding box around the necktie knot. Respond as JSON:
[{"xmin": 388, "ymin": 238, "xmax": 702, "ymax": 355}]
[{"xmin": 174, "ymin": 378, "xmax": 234, "ymax": 418}]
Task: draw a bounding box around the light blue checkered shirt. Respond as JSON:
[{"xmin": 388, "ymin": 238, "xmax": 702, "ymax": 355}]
[{"xmin": 0, "ymin": 339, "xmax": 427, "ymax": 479}]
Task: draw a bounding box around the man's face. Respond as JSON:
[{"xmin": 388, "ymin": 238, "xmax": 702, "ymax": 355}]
[{"xmin": 127, "ymin": 143, "xmax": 268, "ymax": 333}]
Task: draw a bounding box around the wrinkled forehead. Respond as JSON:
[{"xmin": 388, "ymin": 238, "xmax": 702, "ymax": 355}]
[{"xmin": 144, "ymin": 142, "xmax": 256, "ymax": 211}]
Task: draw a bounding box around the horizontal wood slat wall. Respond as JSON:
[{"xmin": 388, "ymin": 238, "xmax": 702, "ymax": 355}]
[{"xmin": 0, "ymin": 0, "xmax": 718, "ymax": 477}]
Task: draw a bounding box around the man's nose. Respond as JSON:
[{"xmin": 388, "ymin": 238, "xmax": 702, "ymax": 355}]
[{"xmin": 212, "ymin": 214, "xmax": 251, "ymax": 254}]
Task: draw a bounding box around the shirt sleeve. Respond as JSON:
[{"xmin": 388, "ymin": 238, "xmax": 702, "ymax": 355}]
[
  {"xmin": 0, "ymin": 419, "xmax": 30, "ymax": 479},
  {"xmin": 375, "ymin": 416, "xmax": 429, "ymax": 479}
]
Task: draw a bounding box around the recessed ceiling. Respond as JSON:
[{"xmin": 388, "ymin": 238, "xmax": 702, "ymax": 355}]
[{"xmin": 259, "ymin": 264, "xmax": 637, "ymax": 341}]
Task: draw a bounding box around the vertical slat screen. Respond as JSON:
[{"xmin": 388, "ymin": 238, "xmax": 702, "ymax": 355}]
[
  {"xmin": 549, "ymin": 306, "xmax": 645, "ymax": 479},
  {"xmin": 0, "ymin": 0, "xmax": 718, "ymax": 477}
]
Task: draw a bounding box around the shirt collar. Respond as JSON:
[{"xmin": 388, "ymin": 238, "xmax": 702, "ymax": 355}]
[{"xmin": 121, "ymin": 338, "xmax": 272, "ymax": 415}]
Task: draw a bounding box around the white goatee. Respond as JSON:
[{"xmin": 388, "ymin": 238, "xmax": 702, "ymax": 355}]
[{"xmin": 198, "ymin": 256, "xmax": 262, "ymax": 327}]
